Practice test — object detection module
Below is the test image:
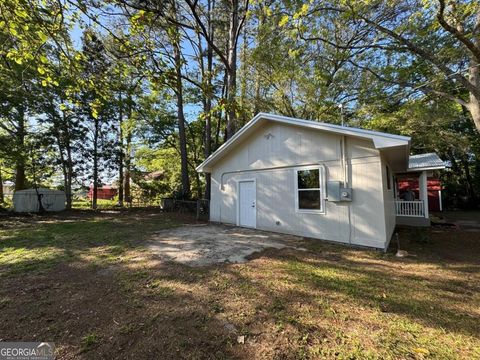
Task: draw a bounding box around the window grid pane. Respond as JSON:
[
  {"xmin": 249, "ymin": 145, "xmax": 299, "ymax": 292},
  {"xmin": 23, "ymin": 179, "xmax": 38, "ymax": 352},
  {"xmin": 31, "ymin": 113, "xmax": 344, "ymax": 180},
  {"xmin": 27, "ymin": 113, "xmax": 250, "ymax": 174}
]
[
  {"xmin": 298, "ymin": 190, "xmax": 321, "ymax": 210},
  {"xmin": 297, "ymin": 169, "xmax": 319, "ymax": 189}
]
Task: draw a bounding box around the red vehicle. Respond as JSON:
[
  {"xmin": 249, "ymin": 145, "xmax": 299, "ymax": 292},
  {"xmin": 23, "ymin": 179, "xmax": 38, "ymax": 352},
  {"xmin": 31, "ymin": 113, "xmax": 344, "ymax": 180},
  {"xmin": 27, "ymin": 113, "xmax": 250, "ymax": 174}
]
[{"xmin": 87, "ymin": 185, "xmax": 117, "ymax": 200}]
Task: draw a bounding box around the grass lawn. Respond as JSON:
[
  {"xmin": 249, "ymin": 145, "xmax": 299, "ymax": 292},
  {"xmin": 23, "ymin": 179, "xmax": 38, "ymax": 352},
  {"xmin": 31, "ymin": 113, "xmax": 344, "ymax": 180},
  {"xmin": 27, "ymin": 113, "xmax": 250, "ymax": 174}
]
[{"xmin": 0, "ymin": 210, "xmax": 479, "ymax": 359}]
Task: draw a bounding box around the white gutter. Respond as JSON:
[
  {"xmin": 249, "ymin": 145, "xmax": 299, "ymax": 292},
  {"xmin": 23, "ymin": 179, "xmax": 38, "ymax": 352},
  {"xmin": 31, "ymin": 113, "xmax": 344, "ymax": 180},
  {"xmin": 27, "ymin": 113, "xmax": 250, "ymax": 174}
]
[{"xmin": 406, "ymin": 166, "xmax": 446, "ymax": 172}]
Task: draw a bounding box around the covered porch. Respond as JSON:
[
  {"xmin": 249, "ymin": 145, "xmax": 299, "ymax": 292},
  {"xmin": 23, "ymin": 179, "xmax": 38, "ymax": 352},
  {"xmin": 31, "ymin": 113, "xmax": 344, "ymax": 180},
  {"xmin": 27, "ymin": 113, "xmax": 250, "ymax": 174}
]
[{"xmin": 394, "ymin": 153, "xmax": 445, "ymax": 227}]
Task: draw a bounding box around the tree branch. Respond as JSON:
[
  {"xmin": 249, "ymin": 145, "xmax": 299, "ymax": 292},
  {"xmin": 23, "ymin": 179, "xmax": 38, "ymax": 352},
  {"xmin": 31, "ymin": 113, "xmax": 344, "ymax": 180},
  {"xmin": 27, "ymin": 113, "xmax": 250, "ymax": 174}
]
[
  {"xmin": 357, "ymin": 14, "xmax": 480, "ymax": 98},
  {"xmin": 347, "ymin": 59, "xmax": 469, "ymax": 107},
  {"xmin": 183, "ymin": 0, "xmax": 230, "ymax": 68},
  {"xmin": 436, "ymin": 0, "xmax": 480, "ymax": 62}
]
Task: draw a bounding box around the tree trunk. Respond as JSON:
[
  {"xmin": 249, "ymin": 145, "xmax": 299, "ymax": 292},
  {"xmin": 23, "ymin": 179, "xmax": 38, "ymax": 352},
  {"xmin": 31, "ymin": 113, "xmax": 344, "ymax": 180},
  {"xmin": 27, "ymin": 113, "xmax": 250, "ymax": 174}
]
[
  {"xmin": 15, "ymin": 106, "xmax": 26, "ymax": 191},
  {"xmin": 467, "ymin": 7, "xmax": 480, "ymax": 132},
  {"xmin": 468, "ymin": 95, "xmax": 480, "ymax": 131},
  {"xmin": 461, "ymin": 154, "xmax": 477, "ymax": 206},
  {"xmin": 65, "ymin": 142, "xmax": 73, "ymax": 210},
  {"xmin": 124, "ymin": 169, "xmax": 130, "ymax": 205},
  {"xmin": 204, "ymin": 89, "xmax": 212, "ymax": 199},
  {"xmin": 215, "ymin": 69, "xmax": 228, "ymax": 149},
  {"xmin": 92, "ymin": 118, "xmax": 99, "ymax": 210},
  {"xmin": 225, "ymin": 0, "xmax": 239, "ymax": 140},
  {"xmin": 60, "ymin": 110, "xmax": 74, "ymax": 210},
  {"xmin": 239, "ymin": 21, "xmax": 248, "ymax": 125},
  {"xmin": 467, "ymin": 59, "xmax": 480, "ymax": 131},
  {"xmin": 30, "ymin": 146, "xmax": 45, "ymax": 214},
  {"xmin": 467, "ymin": 27, "xmax": 480, "ymax": 132},
  {"xmin": 34, "ymin": 187, "xmax": 46, "ymax": 213},
  {"xmin": 171, "ymin": 10, "xmax": 191, "ymax": 199},
  {"xmin": 124, "ymin": 97, "xmax": 132, "ymax": 205},
  {"xmin": 253, "ymin": 11, "xmax": 264, "ymax": 115},
  {"xmin": 118, "ymin": 91, "xmax": 124, "ymax": 206},
  {"xmin": 0, "ymin": 164, "xmax": 4, "ymax": 204},
  {"xmin": 56, "ymin": 131, "xmax": 69, "ymax": 208},
  {"xmin": 203, "ymin": 0, "xmax": 214, "ymax": 200}
]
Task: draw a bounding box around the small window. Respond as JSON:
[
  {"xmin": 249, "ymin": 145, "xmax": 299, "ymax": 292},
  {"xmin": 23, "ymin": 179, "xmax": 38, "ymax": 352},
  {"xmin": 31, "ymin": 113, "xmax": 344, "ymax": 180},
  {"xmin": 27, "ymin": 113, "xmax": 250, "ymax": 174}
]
[
  {"xmin": 295, "ymin": 167, "xmax": 325, "ymax": 213},
  {"xmin": 386, "ymin": 165, "xmax": 391, "ymax": 190}
]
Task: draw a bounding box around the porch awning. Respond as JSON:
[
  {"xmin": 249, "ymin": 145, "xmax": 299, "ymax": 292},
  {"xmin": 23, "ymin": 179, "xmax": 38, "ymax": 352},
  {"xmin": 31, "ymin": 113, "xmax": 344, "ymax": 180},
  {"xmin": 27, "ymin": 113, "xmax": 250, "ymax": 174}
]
[{"xmin": 407, "ymin": 153, "xmax": 445, "ymax": 172}]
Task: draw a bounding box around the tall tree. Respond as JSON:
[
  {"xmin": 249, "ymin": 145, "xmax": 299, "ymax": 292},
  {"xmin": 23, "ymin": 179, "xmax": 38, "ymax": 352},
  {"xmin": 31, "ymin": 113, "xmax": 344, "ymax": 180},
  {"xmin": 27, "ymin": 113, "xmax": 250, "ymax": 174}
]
[
  {"xmin": 184, "ymin": 0, "xmax": 250, "ymax": 139},
  {"xmin": 287, "ymin": 0, "xmax": 480, "ymax": 132},
  {"xmin": 77, "ymin": 30, "xmax": 115, "ymax": 209},
  {"xmin": 170, "ymin": 1, "xmax": 191, "ymax": 199}
]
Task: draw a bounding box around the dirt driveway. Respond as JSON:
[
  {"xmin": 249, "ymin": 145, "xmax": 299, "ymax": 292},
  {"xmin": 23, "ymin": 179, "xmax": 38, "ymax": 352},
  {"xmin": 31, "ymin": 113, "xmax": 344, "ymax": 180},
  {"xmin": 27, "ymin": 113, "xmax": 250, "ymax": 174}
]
[
  {"xmin": 148, "ymin": 224, "xmax": 306, "ymax": 266},
  {"xmin": 437, "ymin": 210, "xmax": 480, "ymax": 231}
]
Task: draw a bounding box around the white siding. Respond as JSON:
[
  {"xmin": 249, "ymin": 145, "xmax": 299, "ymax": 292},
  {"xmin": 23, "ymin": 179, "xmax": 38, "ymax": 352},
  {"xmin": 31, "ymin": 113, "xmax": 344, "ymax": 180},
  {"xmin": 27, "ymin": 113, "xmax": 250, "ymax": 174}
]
[
  {"xmin": 380, "ymin": 155, "xmax": 397, "ymax": 248},
  {"xmin": 209, "ymin": 122, "xmax": 390, "ymax": 249}
]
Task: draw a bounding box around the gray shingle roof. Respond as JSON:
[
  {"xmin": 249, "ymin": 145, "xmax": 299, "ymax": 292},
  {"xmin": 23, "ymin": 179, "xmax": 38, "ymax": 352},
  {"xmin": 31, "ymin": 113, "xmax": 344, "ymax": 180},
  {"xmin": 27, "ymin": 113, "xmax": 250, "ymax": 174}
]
[{"xmin": 408, "ymin": 153, "xmax": 445, "ymax": 170}]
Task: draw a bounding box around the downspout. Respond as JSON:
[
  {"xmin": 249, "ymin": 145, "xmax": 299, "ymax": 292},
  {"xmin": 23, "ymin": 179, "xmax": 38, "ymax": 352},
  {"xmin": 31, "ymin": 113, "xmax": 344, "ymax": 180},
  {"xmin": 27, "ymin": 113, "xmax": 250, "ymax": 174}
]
[
  {"xmin": 342, "ymin": 136, "xmax": 348, "ymax": 187},
  {"xmin": 342, "ymin": 136, "xmax": 352, "ymax": 245}
]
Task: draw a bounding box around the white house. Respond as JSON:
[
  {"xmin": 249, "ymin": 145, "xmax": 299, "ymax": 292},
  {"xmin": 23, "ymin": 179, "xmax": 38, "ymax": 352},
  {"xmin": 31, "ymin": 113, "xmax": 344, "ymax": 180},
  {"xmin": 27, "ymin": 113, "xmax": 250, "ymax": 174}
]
[{"xmin": 196, "ymin": 113, "xmax": 445, "ymax": 250}]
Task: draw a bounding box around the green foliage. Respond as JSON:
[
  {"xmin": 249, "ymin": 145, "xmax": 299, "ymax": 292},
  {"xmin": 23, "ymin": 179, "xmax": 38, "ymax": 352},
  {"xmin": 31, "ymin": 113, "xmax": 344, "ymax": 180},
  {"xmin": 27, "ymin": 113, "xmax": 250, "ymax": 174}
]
[
  {"xmin": 81, "ymin": 333, "xmax": 99, "ymax": 349},
  {"xmin": 134, "ymin": 147, "xmax": 181, "ymax": 199},
  {"xmin": 0, "ymin": 0, "xmax": 478, "ymax": 207},
  {"xmin": 358, "ymin": 98, "xmax": 480, "ymax": 206}
]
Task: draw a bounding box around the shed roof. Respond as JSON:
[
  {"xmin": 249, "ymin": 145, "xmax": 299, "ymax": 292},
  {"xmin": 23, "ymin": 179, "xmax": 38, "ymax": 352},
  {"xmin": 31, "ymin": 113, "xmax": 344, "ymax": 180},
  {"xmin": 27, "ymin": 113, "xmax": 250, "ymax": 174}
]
[
  {"xmin": 14, "ymin": 188, "xmax": 65, "ymax": 194},
  {"xmin": 197, "ymin": 113, "xmax": 411, "ymax": 173},
  {"xmin": 407, "ymin": 153, "xmax": 446, "ymax": 171}
]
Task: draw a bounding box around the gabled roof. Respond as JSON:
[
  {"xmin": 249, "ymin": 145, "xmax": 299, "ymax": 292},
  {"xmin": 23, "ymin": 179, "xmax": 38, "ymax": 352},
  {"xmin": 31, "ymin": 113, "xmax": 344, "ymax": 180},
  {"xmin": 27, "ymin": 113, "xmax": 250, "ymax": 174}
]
[
  {"xmin": 407, "ymin": 153, "xmax": 446, "ymax": 172},
  {"xmin": 196, "ymin": 112, "xmax": 411, "ymax": 173}
]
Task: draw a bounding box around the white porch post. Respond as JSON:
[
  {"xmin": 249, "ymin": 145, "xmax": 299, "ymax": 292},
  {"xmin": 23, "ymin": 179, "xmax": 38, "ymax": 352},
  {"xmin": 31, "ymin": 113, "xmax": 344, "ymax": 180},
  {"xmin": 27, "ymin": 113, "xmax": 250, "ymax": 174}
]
[
  {"xmin": 439, "ymin": 190, "xmax": 443, "ymax": 211},
  {"xmin": 419, "ymin": 171, "xmax": 429, "ymax": 218}
]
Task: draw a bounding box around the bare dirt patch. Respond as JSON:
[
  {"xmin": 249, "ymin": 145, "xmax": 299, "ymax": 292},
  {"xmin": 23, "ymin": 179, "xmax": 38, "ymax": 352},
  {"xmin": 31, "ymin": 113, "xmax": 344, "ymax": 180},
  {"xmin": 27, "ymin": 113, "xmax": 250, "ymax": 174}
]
[
  {"xmin": 148, "ymin": 224, "xmax": 306, "ymax": 266},
  {"xmin": 0, "ymin": 210, "xmax": 479, "ymax": 359}
]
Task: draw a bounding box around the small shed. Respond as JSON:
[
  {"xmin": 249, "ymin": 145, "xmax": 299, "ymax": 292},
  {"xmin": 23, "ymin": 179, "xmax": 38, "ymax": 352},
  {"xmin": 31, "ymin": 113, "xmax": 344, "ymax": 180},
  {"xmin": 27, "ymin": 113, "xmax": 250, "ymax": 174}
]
[{"xmin": 13, "ymin": 188, "xmax": 66, "ymax": 213}]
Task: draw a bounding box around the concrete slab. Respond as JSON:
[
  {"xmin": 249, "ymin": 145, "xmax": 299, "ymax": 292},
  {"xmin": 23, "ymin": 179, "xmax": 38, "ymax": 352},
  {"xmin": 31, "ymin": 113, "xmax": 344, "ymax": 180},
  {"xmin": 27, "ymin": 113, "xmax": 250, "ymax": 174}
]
[
  {"xmin": 396, "ymin": 216, "xmax": 431, "ymax": 227},
  {"xmin": 147, "ymin": 224, "xmax": 305, "ymax": 266}
]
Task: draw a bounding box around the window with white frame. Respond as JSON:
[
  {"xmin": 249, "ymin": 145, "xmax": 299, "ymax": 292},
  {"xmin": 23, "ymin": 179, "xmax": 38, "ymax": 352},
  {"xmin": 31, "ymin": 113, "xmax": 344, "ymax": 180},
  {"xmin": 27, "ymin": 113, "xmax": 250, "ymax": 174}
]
[{"xmin": 295, "ymin": 166, "xmax": 325, "ymax": 213}]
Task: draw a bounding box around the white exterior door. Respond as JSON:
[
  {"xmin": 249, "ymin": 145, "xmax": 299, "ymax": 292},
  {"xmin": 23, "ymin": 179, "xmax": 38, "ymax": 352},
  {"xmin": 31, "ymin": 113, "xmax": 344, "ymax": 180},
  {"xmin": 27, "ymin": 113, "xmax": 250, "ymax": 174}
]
[{"xmin": 238, "ymin": 180, "xmax": 256, "ymax": 228}]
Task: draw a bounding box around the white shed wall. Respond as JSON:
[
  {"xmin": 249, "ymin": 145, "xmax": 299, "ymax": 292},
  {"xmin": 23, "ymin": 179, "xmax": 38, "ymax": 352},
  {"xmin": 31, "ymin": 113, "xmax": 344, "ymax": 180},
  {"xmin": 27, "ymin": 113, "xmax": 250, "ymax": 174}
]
[
  {"xmin": 13, "ymin": 189, "xmax": 66, "ymax": 213},
  {"xmin": 209, "ymin": 122, "xmax": 389, "ymax": 249},
  {"xmin": 381, "ymin": 155, "xmax": 397, "ymax": 248}
]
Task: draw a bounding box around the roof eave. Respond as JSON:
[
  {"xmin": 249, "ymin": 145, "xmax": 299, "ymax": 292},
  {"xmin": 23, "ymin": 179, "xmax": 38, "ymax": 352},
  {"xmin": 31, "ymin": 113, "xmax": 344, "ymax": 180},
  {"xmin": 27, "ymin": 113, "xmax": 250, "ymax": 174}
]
[
  {"xmin": 195, "ymin": 112, "xmax": 411, "ymax": 173},
  {"xmin": 406, "ymin": 166, "xmax": 446, "ymax": 172}
]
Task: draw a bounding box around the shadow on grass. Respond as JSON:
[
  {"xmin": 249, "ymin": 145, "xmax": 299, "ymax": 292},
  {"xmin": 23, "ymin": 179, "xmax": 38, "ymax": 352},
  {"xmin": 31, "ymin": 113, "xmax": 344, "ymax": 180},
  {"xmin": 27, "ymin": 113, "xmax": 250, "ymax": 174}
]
[
  {"xmin": 0, "ymin": 215, "xmax": 479, "ymax": 358},
  {"xmin": 0, "ymin": 260, "xmax": 239, "ymax": 359},
  {"xmin": 282, "ymin": 255, "xmax": 479, "ymax": 338},
  {"xmin": 0, "ymin": 213, "xmax": 186, "ymax": 277},
  {"xmin": 208, "ymin": 251, "xmax": 480, "ymax": 359}
]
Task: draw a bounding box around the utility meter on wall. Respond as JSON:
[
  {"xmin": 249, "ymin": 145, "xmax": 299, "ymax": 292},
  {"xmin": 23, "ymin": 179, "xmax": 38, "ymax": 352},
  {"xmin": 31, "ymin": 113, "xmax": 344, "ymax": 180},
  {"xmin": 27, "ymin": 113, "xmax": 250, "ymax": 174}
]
[
  {"xmin": 327, "ymin": 181, "xmax": 353, "ymax": 202},
  {"xmin": 340, "ymin": 188, "xmax": 352, "ymax": 201}
]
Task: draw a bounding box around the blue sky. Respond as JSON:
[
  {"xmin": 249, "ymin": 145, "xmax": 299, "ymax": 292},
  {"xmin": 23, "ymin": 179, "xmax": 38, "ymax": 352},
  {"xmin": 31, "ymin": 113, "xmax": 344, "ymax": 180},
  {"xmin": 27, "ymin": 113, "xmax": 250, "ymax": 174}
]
[{"xmin": 69, "ymin": 12, "xmax": 202, "ymax": 122}]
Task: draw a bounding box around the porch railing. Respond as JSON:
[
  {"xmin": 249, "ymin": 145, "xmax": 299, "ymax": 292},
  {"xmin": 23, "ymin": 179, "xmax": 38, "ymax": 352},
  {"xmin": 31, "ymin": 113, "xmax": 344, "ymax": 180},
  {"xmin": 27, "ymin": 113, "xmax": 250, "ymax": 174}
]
[{"xmin": 395, "ymin": 200, "xmax": 425, "ymax": 217}]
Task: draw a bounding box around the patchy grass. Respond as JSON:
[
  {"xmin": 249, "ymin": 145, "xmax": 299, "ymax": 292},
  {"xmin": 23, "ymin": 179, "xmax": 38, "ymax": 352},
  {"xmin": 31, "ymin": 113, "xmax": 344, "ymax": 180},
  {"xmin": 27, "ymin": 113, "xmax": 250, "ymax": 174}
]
[
  {"xmin": 81, "ymin": 332, "xmax": 100, "ymax": 350},
  {"xmin": 0, "ymin": 210, "xmax": 479, "ymax": 359},
  {"xmin": 0, "ymin": 210, "xmax": 182, "ymax": 277},
  {"xmin": 71, "ymin": 198, "xmax": 119, "ymax": 210}
]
